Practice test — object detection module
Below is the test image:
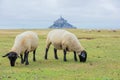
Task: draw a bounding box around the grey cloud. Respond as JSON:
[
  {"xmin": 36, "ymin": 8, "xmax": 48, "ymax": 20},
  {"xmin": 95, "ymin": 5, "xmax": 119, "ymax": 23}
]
[{"xmin": 0, "ymin": 0, "xmax": 120, "ymax": 29}]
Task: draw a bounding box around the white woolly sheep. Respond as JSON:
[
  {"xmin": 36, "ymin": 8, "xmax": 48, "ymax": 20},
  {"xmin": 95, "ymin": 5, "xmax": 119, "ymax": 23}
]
[
  {"xmin": 45, "ymin": 29, "xmax": 87, "ymax": 62},
  {"xmin": 3, "ymin": 31, "xmax": 39, "ymax": 66}
]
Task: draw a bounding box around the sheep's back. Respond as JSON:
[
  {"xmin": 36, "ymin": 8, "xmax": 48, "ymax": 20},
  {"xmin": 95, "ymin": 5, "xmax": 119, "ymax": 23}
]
[
  {"xmin": 62, "ymin": 32, "xmax": 81, "ymax": 51},
  {"xmin": 13, "ymin": 31, "xmax": 39, "ymax": 52},
  {"xmin": 47, "ymin": 29, "xmax": 84, "ymax": 52}
]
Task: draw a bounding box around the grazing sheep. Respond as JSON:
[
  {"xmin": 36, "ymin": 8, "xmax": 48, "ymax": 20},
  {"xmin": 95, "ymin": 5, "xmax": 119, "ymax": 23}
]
[
  {"xmin": 45, "ymin": 29, "xmax": 87, "ymax": 62},
  {"xmin": 3, "ymin": 31, "xmax": 39, "ymax": 66}
]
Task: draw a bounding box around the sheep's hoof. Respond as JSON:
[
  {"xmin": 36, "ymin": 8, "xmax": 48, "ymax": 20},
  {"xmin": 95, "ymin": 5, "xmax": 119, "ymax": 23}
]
[
  {"xmin": 33, "ymin": 59, "xmax": 36, "ymax": 62},
  {"xmin": 45, "ymin": 56, "xmax": 48, "ymax": 60},
  {"xmin": 64, "ymin": 59, "xmax": 67, "ymax": 62},
  {"xmin": 21, "ymin": 60, "xmax": 24, "ymax": 64},
  {"xmin": 55, "ymin": 57, "xmax": 59, "ymax": 60},
  {"xmin": 45, "ymin": 57, "xmax": 48, "ymax": 60},
  {"xmin": 25, "ymin": 62, "xmax": 29, "ymax": 65},
  {"xmin": 75, "ymin": 59, "xmax": 78, "ymax": 62},
  {"xmin": 80, "ymin": 61, "xmax": 86, "ymax": 63}
]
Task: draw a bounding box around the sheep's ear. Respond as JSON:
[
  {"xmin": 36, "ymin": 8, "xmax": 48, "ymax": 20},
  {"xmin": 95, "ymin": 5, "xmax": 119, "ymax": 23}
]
[{"xmin": 2, "ymin": 53, "xmax": 10, "ymax": 57}]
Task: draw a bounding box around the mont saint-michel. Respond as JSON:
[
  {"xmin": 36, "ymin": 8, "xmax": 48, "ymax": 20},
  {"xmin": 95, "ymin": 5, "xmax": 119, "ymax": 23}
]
[{"xmin": 49, "ymin": 17, "xmax": 76, "ymax": 29}]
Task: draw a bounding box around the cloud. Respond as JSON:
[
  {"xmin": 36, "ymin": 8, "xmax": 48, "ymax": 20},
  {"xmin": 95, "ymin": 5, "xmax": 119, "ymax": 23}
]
[{"xmin": 0, "ymin": 0, "xmax": 120, "ymax": 29}]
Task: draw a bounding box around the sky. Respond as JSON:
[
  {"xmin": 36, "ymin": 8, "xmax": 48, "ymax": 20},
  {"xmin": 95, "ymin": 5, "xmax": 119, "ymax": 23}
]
[{"xmin": 0, "ymin": 0, "xmax": 120, "ymax": 29}]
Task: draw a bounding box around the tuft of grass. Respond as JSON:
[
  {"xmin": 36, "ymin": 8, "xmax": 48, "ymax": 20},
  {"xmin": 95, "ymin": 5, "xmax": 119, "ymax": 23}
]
[{"xmin": 0, "ymin": 29, "xmax": 120, "ymax": 80}]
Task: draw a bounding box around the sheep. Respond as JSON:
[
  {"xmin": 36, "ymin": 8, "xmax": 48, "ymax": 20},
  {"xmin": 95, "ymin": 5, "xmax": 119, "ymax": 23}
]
[
  {"xmin": 45, "ymin": 29, "xmax": 87, "ymax": 62},
  {"xmin": 2, "ymin": 31, "xmax": 39, "ymax": 66}
]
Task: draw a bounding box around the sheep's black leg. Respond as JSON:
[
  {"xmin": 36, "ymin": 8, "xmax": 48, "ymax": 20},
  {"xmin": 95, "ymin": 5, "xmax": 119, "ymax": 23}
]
[
  {"xmin": 25, "ymin": 51, "xmax": 29, "ymax": 65},
  {"xmin": 33, "ymin": 49, "xmax": 36, "ymax": 61},
  {"xmin": 54, "ymin": 48, "xmax": 58, "ymax": 59},
  {"xmin": 63, "ymin": 50, "xmax": 67, "ymax": 61},
  {"xmin": 45, "ymin": 43, "xmax": 51, "ymax": 60},
  {"xmin": 23, "ymin": 52, "xmax": 26, "ymax": 62},
  {"xmin": 45, "ymin": 48, "xmax": 49, "ymax": 59},
  {"xmin": 74, "ymin": 51, "xmax": 78, "ymax": 61},
  {"xmin": 20, "ymin": 54, "xmax": 24, "ymax": 64}
]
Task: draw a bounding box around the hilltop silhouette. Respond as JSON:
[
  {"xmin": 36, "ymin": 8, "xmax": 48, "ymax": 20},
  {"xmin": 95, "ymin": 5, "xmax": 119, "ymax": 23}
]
[{"xmin": 49, "ymin": 17, "xmax": 76, "ymax": 29}]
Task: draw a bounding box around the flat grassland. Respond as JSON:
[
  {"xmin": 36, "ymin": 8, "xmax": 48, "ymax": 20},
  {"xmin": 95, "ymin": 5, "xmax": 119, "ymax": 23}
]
[{"xmin": 0, "ymin": 29, "xmax": 120, "ymax": 80}]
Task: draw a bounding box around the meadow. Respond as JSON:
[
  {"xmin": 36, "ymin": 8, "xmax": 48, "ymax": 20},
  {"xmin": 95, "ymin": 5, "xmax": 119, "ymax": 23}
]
[{"xmin": 0, "ymin": 29, "xmax": 120, "ymax": 80}]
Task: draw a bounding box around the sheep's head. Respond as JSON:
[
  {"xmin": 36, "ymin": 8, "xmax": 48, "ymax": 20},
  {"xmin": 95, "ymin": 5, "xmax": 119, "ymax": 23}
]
[
  {"xmin": 79, "ymin": 50, "xmax": 87, "ymax": 62},
  {"xmin": 3, "ymin": 52, "xmax": 18, "ymax": 66}
]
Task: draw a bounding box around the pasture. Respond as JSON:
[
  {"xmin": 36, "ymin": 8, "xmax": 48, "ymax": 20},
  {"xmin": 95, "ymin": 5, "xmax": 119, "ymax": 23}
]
[{"xmin": 0, "ymin": 29, "xmax": 120, "ymax": 80}]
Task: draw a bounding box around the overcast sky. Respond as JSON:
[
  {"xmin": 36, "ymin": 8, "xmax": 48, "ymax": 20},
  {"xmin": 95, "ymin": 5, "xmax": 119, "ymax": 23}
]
[{"xmin": 0, "ymin": 0, "xmax": 120, "ymax": 29}]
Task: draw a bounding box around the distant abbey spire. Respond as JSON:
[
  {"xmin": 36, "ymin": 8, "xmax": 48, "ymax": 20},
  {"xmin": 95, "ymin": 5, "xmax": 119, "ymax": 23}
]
[{"xmin": 49, "ymin": 17, "xmax": 76, "ymax": 29}]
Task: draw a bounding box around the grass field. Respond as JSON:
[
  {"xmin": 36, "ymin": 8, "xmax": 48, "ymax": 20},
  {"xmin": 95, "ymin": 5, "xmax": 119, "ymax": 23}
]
[{"xmin": 0, "ymin": 29, "xmax": 120, "ymax": 80}]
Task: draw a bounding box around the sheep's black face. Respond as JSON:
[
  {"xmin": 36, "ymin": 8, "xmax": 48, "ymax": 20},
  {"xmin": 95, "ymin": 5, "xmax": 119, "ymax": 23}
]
[
  {"xmin": 79, "ymin": 50, "xmax": 87, "ymax": 62},
  {"xmin": 3, "ymin": 52, "xmax": 18, "ymax": 66}
]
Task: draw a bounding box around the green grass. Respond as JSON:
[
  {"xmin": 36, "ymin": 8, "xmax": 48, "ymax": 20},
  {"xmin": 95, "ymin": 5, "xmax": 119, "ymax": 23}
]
[{"xmin": 0, "ymin": 29, "xmax": 120, "ymax": 80}]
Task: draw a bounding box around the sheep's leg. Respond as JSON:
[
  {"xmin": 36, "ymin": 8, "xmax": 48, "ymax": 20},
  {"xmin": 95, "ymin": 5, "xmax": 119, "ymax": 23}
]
[
  {"xmin": 45, "ymin": 43, "xmax": 51, "ymax": 59},
  {"xmin": 74, "ymin": 51, "xmax": 78, "ymax": 61},
  {"xmin": 23, "ymin": 53, "xmax": 26, "ymax": 62},
  {"xmin": 63, "ymin": 50, "xmax": 67, "ymax": 61},
  {"xmin": 54, "ymin": 48, "xmax": 58, "ymax": 59},
  {"xmin": 25, "ymin": 51, "xmax": 29, "ymax": 65},
  {"xmin": 45, "ymin": 48, "xmax": 49, "ymax": 59},
  {"xmin": 20, "ymin": 54, "xmax": 24, "ymax": 64},
  {"xmin": 33, "ymin": 49, "xmax": 36, "ymax": 61}
]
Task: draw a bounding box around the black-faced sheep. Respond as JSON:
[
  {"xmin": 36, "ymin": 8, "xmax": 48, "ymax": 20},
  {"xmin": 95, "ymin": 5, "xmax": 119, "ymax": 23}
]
[
  {"xmin": 45, "ymin": 29, "xmax": 87, "ymax": 62},
  {"xmin": 3, "ymin": 31, "xmax": 39, "ymax": 66}
]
